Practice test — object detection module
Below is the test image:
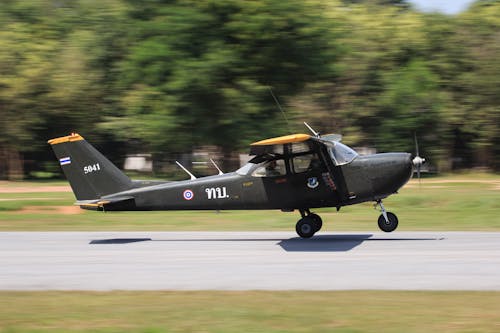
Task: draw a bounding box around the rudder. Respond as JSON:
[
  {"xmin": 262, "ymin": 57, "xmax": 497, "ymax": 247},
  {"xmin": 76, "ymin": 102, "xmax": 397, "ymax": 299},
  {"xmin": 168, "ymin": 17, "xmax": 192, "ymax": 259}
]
[{"xmin": 48, "ymin": 133, "xmax": 132, "ymax": 200}]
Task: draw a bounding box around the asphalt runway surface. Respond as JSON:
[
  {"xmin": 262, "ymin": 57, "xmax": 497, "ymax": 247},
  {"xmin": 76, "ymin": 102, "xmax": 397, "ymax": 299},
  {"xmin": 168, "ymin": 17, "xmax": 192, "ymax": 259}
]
[{"xmin": 1, "ymin": 231, "xmax": 499, "ymax": 290}]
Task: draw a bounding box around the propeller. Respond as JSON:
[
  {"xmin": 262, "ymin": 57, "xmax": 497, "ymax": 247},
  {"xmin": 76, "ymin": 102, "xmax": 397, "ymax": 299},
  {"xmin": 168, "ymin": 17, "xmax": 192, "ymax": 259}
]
[{"xmin": 412, "ymin": 133, "xmax": 426, "ymax": 183}]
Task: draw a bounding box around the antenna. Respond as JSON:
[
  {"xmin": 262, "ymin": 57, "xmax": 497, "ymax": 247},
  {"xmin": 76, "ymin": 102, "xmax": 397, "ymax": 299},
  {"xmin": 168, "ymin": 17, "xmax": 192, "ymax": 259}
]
[
  {"xmin": 175, "ymin": 161, "xmax": 197, "ymax": 180},
  {"xmin": 303, "ymin": 122, "xmax": 320, "ymax": 137},
  {"xmin": 210, "ymin": 158, "xmax": 224, "ymax": 175},
  {"xmin": 269, "ymin": 87, "xmax": 291, "ymax": 133}
]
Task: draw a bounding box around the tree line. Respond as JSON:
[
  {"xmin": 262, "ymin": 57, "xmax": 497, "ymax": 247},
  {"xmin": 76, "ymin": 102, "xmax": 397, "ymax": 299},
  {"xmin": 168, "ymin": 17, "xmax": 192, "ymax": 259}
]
[{"xmin": 0, "ymin": 0, "xmax": 499, "ymax": 179}]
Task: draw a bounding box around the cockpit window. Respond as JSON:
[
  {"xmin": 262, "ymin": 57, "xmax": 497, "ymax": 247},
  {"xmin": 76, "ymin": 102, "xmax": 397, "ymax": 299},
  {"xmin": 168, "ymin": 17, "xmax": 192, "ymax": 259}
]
[
  {"xmin": 290, "ymin": 142, "xmax": 311, "ymax": 154},
  {"xmin": 329, "ymin": 142, "xmax": 358, "ymax": 165},
  {"xmin": 252, "ymin": 159, "xmax": 286, "ymax": 177},
  {"xmin": 292, "ymin": 153, "xmax": 321, "ymax": 173}
]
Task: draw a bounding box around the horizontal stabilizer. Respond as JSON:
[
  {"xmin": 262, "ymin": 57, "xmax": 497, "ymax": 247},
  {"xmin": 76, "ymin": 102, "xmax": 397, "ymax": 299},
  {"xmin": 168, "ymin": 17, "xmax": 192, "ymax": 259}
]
[{"xmin": 76, "ymin": 196, "xmax": 135, "ymax": 211}]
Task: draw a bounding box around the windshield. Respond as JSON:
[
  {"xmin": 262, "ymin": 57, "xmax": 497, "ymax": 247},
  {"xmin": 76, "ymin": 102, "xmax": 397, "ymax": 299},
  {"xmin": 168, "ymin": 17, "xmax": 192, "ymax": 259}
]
[
  {"xmin": 237, "ymin": 160, "xmax": 288, "ymax": 178},
  {"xmin": 329, "ymin": 142, "xmax": 358, "ymax": 165},
  {"xmin": 236, "ymin": 162, "xmax": 255, "ymax": 175}
]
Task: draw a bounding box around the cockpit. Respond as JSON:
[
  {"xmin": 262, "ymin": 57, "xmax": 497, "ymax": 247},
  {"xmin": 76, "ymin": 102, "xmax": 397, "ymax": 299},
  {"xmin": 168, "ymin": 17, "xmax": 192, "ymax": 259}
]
[
  {"xmin": 236, "ymin": 157, "xmax": 288, "ymax": 177},
  {"xmin": 236, "ymin": 137, "xmax": 359, "ymax": 177}
]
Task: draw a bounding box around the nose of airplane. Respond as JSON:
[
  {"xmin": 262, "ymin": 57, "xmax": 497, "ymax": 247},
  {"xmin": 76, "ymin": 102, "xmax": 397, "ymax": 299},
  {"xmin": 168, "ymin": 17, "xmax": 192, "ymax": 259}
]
[
  {"xmin": 393, "ymin": 153, "xmax": 413, "ymax": 187},
  {"xmin": 370, "ymin": 153, "xmax": 413, "ymax": 197}
]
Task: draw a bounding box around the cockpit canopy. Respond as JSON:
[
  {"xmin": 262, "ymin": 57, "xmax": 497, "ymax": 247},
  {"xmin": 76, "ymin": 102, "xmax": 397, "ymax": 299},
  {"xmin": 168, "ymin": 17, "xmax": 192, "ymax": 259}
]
[
  {"xmin": 328, "ymin": 142, "xmax": 358, "ymax": 166},
  {"xmin": 310, "ymin": 134, "xmax": 358, "ymax": 166},
  {"xmin": 237, "ymin": 133, "xmax": 359, "ymax": 176}
]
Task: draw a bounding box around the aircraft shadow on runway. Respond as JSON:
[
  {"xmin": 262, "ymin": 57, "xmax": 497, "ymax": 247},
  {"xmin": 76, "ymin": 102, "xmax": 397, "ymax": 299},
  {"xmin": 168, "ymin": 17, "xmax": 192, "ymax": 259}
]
[
  {"xmin": 279, "ymin": 235, "xmax": 443, "ymax": 252},
  {"xmin": 279, "ymin": 234, "xmax": 373, "ymax": 252},
  {"xmin": 89, "ymin": 234, "xmax": 442, "ymax": 251},
  {"xmin": 89, "ymin": 238, "xmax": 152, "ymax": 244}
]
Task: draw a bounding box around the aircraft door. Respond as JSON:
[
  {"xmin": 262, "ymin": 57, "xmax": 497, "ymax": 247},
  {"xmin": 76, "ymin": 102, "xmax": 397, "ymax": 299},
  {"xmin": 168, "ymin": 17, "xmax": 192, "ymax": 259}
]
[
  {"xmin": 289, "ymin": 152, "xmax": 340, "ymax": 208},
  {"xmin": 243, "ymin": 158, "xmax": 292, "ymax": 209},
  {"xmin": 315, "ymin": 145, "xmax": 348, "ymax": 204}
]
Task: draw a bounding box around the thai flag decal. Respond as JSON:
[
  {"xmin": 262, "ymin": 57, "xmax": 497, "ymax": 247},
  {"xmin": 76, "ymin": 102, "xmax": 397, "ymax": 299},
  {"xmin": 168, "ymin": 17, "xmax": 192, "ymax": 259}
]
[{"xmin": 59, "ymin": 157, "xmax": 71, "ymax": 166}]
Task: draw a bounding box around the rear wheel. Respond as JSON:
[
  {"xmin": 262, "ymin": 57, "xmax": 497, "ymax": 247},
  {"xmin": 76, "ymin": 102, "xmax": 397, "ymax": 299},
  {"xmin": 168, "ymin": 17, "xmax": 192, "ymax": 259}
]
[
  {"xmin": 296, "ymin": 217, "xmax": 315, "ymax": 238},
  {"xmin": 378, "ymin": 212, "xmax": 398, "ymax": 232}
]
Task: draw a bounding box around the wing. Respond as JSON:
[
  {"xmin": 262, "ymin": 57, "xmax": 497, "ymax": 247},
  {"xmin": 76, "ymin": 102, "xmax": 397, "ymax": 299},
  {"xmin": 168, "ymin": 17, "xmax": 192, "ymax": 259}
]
[
  {"xmin": 249, "ymin": 133, "xmax": 342, "ymax": 156},
  {"xmin": 249, "ymin": 134, "xmax": 311, "ymax": 156}
]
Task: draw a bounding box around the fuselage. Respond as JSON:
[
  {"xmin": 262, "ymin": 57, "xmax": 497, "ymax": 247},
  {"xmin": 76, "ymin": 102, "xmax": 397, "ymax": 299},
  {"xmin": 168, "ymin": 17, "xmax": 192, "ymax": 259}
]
[{"xmin": 99, "ymin": 152, "xmax": 413, "ymax": 212}]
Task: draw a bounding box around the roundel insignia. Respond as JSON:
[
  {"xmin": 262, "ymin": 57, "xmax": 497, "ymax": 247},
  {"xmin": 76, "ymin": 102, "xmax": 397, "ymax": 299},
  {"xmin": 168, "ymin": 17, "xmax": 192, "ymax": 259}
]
[
  {"xmin": 307, "ymin": 177, "xmax": 319, "ymax": 189},
  {"xmin": 183, "ymin": 189, "xmax": 194, "ymax": 200}
]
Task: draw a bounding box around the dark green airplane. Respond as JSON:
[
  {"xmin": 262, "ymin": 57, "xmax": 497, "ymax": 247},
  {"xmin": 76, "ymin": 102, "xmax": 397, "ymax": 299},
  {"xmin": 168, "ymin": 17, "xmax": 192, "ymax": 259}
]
[{"xmin": 48, "ymin": 129, "xmax": 423, "ymax": 238}]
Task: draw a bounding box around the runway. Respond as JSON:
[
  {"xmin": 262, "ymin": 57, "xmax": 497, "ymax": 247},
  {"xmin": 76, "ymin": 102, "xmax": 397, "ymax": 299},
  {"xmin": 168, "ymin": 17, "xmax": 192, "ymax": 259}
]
[{"xmin": 1, "ymin": 231, "xmax": 499, "ymax": 290}]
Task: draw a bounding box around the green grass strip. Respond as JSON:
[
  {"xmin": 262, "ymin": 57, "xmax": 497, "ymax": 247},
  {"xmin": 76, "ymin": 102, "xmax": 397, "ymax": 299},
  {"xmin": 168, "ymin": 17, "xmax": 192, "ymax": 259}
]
[{"xmin": 1, "ymin": 291, "xmax": 499, "ymax": 333}]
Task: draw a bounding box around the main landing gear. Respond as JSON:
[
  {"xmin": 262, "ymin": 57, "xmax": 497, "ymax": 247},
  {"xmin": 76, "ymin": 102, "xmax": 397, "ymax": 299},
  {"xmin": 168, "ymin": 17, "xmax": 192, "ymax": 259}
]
[
  {"xmin": 296, "ymin": 209, "xmax": 322, "ymax": 238},
  {"xmin": 376, "ymin": 200, "xmax": 398, "ymax": 232}
]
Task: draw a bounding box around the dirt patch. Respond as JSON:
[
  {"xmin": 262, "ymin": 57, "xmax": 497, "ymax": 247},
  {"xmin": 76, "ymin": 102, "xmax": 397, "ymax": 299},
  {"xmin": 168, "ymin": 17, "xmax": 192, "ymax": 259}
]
[
  {"xmin": 21, "ymin": 205, "xmax": 83, "ymax": 215},
  {"xmin": 0, "ymin": 197, "xmax": 63, "ymax": 201},
  {"xmin": 0, "ymin": 185, "xmax": 71, "ymax": 193}
]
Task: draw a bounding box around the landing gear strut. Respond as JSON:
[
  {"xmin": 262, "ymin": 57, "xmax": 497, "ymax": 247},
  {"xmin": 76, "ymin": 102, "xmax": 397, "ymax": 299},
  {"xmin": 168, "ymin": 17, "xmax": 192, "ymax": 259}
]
[
  {"xmin": 296, "ymin": 209, "xmax": 323, "ymax": 238},
  {"xmin": 376, "ymin": 200, "xmax": 398, "ymax": 232}
]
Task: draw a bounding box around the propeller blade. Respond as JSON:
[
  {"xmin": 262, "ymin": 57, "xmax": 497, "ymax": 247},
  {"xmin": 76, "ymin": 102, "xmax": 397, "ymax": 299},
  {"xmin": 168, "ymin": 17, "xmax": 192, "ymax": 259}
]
[
  {"xmin": 412, "ymin": 133, "xmax": 425, "ymax": 185},
  {"xmin": 414, "ymin": 132, "xmax": 419, "ymax": 157}
]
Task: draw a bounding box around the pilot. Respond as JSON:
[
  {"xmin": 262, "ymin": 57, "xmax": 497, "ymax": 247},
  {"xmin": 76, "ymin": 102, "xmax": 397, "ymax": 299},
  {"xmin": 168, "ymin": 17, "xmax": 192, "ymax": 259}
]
[
  {"xmin": 308, "ymin": 156, "xmax": 321, "ymax": 171},
  {"xmin": 266, "ymin": 160, "xmax": 281, "ymax": 177}
]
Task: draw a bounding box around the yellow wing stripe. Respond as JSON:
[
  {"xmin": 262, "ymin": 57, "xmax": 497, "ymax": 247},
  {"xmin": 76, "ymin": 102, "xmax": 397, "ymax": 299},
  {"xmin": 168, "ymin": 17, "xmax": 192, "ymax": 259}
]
[
  {"xmin": 251, "ymin": 133, "xmax": 311, "ymax": 146},
  {"xmin": 47, "ymin": 133, "xmax": 84, "ymax": 145}
]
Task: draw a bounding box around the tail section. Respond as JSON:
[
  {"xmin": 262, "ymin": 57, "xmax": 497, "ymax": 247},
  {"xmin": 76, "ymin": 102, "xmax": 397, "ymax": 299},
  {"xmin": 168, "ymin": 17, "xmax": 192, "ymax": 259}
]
[{"xmin": 48, "ymin": 133, "xmax": 132, "ymax": 200}]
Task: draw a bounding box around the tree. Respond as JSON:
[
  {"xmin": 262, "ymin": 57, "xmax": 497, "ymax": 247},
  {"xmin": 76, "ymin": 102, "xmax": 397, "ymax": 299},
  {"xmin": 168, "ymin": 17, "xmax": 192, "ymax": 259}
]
[
  {"xmin": 443, "ymin": 1, "xmax": 500, "ymax": 169},
  {"xmin": 110, "ymin": 0, "xmax": 339, "ymax": 169},
  {"xmin": 0, "ymin": 0, "xmax": 130, "ymax": 178}
]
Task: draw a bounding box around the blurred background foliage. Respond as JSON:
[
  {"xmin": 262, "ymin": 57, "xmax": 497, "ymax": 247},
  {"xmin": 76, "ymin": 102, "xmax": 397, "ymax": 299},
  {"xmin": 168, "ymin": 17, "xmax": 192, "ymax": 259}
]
[{"xmin": 0, "ymin": 0, "xmax": 499, "ymax": 179}]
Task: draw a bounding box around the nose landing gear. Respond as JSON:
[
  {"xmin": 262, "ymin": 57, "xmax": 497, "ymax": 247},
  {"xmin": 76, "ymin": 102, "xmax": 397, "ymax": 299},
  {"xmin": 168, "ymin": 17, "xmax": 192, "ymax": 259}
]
[
  {"xmin": 376, "ymin": 200, "xmax": 398, "ymax": 232},
  {"xmin": 295, "ymin": 209, "xmax": 323, "ymax": 238}
]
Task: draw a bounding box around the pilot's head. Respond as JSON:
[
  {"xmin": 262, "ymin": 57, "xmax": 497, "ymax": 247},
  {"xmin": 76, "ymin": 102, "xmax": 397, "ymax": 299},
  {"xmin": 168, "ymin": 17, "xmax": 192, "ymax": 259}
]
[{"xmin": 266, "ymin": 160, "xmax": 277, "ymax": 169}]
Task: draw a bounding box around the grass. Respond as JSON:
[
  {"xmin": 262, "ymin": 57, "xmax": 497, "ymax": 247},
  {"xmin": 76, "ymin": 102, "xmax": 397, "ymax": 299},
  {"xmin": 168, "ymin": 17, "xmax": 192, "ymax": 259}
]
[
  {"xmin": 0, "ymin": 173, "xmax": 499, "ymax": 231},
  {"xmin": 1, "ymin": 291, "xmax": 500, "ymax": 333},
  {"xmin": 1, "ymin": 177, "xmax": 499, "ymax": 333}
]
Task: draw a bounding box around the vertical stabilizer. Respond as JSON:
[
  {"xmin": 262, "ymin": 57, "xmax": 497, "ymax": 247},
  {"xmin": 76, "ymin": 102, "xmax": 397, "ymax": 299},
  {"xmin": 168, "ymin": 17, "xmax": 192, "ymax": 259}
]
[{"xmin": 48, "ymin": 133, "xmax": 132, "ymax": 200}]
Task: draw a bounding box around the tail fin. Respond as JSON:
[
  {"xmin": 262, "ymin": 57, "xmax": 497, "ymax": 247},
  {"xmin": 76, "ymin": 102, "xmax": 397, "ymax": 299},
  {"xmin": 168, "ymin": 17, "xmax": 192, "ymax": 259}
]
[{"xmin": 48, "ymin": 133, "xmax": 132, "ymax": 200}]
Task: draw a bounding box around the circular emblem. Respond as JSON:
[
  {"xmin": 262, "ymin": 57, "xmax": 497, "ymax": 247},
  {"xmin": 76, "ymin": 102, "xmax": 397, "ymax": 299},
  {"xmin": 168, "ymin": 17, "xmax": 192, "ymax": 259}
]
[
  {"xmin": 307, "ymin": 177, "xmax": 319, "ymax": 189},
  {"xmin": 183, "ymin": 189, "xmax": 194, "ymax": 200}
]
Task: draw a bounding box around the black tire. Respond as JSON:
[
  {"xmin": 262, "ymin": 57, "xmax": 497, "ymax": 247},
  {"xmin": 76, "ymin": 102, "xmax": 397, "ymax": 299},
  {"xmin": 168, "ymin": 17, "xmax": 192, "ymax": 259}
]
[
  {"xmin": 378, "ymin": 212, "xmax": 398, "ymax": 232},
  {"xmin": 309, "ymin": 213, "xmax": 323, "ymax": 232},
  {"xmin": 296, "ymin": 217, "xmax": 316, "ymax": 238}
]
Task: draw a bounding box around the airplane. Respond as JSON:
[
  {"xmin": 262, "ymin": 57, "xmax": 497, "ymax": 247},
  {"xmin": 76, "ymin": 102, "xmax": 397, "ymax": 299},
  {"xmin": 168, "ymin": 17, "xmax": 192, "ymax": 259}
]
[{"xmin": 48, "ymin": 127, "xmax": 423, "ymax": 238}]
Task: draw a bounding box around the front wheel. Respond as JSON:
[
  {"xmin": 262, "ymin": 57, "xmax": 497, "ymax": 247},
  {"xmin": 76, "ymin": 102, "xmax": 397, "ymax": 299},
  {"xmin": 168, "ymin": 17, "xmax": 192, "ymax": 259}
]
[
  {"xmin": 378, "ymin": 212, "xmax": 398, "ymax": 232},
  {"xmin": 296, "ymin": 217, "xmax": 315, "ymax": 238}
]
